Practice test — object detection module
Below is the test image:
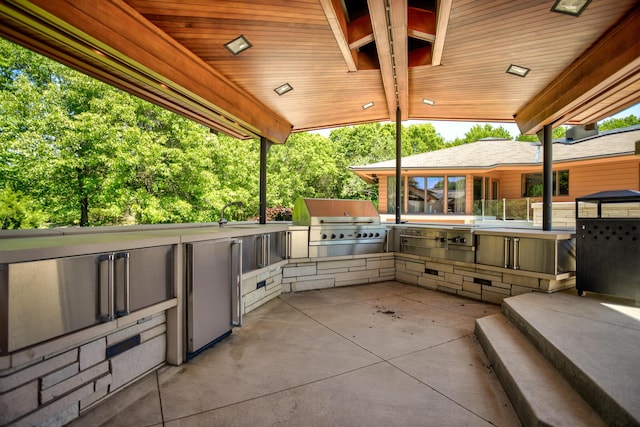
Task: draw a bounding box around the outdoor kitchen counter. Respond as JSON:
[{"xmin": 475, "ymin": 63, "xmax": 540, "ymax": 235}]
[
  {"xmin": 0, "ymin": 222, "xmax": 290, "ymax": 263},
  {"xmin": 473, "ymin": 227, "xmax": 575, "ymax": 240}
]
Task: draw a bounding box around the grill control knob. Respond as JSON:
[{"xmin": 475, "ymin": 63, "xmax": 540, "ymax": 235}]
[
  {"xmin": 375, "ymin": 233, "xmax": 380, "ymax": 237},
  {"xmin": 322, "ymin": 234, "xmax": 328, "ymax": 239},
  {"xmin": 331, "ymin": 234, "xmax": 336, "ymax": 239},
  {"xmin": 339, "ymin": 234, "xmax": 344, "ymax": 239},
  {"xmin": 357, "ymin": 233, "xmax": 362, "ymax": 238},
  {"xmin": 460, "ymin": 237, "xmax": 467, "ymax": 244}
]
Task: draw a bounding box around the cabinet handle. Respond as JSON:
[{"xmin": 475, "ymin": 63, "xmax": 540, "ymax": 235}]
[
  {"xmin": 512, "ymin": 238, "xmax": 520, "ymax": 270},
  {"xmin": 286, "ymin": 231, "xmax": 292, "ymax": 259},
  {"xmin": 231, "ymin": 239, "xmax": 243, "ymax": 327},
  {"xmin": 115, "ymin": 252, "xmax": 130, "ymax": 316},
  {"xmin": 265, "ymin": 234, "xmax": 271, "ymax": 266},
  {"xmin": 503, "ymin": 237, "xmax": 510, "ymax": 268},
  {"xmin": 98, "ymin": 254, "xmax": 114, "ymax": 322}
]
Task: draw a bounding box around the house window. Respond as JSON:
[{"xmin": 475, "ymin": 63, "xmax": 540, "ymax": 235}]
[
  {"xmin": 408, "ymin": 177, "xmax": 425, "ymax": 213},
  {"xmin": 522, "ymin": 171, "xmax": 569, "ymax": 196},
  {"xmin": 447, "ymin": 176, "xmax": 466, "ymax": 213},
  {"xmin": 426, "ymin": 176, "xmax": 445, "ymax": 214},
  {"xmin": 398, "ymin": 175, "xmax": 466, "ymax": 214}
]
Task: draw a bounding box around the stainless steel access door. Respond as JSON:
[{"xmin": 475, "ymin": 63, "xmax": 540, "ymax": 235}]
[
  {"xmin": 186, "ymin": 239, "xmax": 241, "ymax": 354},
  {"xmin": 0, "ymin": 254, "xmax": 103, "ymax": 355}
]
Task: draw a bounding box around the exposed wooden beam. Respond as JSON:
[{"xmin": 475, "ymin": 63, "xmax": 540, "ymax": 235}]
[
  {"xmin": 347, "ymin": 14, "xmax": 374, "ymax": 50},
  {"xmin": 319, "ymin": 0, "xmax": 358, "ymax": 72},
  {"xmin": 432, "ymin": 0, "xmax": 452, "ymax": 66},
  {"xmin": 407, "ymin": 7, "xmax": 435, "ymax": 42},
  {"xmin": 516, "ymin": 5, "xmax": 640, "ymax": 134},
  {"xmin": 368, "ymin": 0, "xmax": 407, "ymax": 121},
  {"xmin": 390, "ymin": 0, "xmax": 408, "ymax": 120},
  {"xmin": 7, "ymin": 0, "xmax": 293, "ymax": 143}
]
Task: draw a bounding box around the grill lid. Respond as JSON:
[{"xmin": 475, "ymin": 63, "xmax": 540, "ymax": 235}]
[{"xmin": 292, "ymin": 198, "xmax": 380, "ymax": 226}]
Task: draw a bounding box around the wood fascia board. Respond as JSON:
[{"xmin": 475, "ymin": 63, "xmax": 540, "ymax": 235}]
[
  {"xmin": 0, "ymin": 22, "xmax": 253, "ymax": 140},
  {"xmin": 432, "ymin": 0, "xmax": 452, "ymax": 66},
  {"xmin": 11, "ymin": 0, "xmax": 293, "ymax": 143},
  {"xmin": 319, "ymin": 0, "xmax": 358, "ymax": 72},
  {"xmin": 516, "ymin": 5, "xmax": 640, "ymax": 135},
  {"xmin": 0, "ymin": 10, "xmax": 257, "ymax": 140},
  {"xmin": 390, "ymin": 0, "xmax": 408, "ymax": 121},
  {"xmin": 577, "ymin": 93, "xmax": 640, "ymax": 125}
]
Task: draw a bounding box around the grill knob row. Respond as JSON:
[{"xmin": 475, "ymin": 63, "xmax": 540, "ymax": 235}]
[{"xmin": 320, "ymin": 232, "xmax": 381, "ymax": 239}]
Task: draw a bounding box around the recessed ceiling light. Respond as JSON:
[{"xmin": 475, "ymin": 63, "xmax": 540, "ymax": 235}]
[
  {"xmin": 274, "ymin": 83, "xmax": 293, "ymax": 96},
  {"xmin": 362, "ymin": 101, "xmax": 375, "ymax": 110},
  {"xmin": 224, "ymin": 35, "xmax": 252, "ymax": 55},
  {"xmin": 550, "ymin": 0, "xmax": 591, "ymax": 16},
  {"xmin": 422, "ymin": 98, "xmax": 435, "ymax": 106},
  {"xmin": 506, "ymin": 64, "xmax": 531, "ymax": 77}
]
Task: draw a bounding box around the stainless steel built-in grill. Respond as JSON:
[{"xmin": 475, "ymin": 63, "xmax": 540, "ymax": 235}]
[
  {"xmin": 292, "ymin": 198, "xmax": 387, "ymax": 257},
  {"xmin": 398, "ymin": 226, "xmax": 475, "ymax": 263}
]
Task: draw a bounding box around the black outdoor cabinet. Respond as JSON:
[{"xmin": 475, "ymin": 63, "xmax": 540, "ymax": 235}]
[{"xmin": 575, "ymin": 190, "xmax": 640, "ymax": 300}]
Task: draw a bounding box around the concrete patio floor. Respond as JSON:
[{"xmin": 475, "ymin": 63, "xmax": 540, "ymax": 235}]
[{"xmin": 69, "ymin": 281, "xmax": 520, "ymax": 426}]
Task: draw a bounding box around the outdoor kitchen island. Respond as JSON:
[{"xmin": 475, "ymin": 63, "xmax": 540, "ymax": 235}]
[{"xmin": 0, "ymin": 220, "xmax": 577, "ymax": 425}]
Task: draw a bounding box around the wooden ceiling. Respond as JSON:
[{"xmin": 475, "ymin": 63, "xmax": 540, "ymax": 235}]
[{"xmin": 0, "ymin": 0, "xmax": 638, "ymax": 144}]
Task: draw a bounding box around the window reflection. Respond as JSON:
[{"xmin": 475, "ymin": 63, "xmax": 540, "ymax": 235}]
[{"xmin": 387, "ymin": 175, "xmax": 467, "ymax": 214}]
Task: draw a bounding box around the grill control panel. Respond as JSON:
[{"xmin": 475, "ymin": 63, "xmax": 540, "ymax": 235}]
[{"xmin": 309, "ymin": 226, "xmax": 386, "ymax": 243}]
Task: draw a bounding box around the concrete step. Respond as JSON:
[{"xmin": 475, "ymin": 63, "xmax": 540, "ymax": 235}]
[
  {"xmin": 501, "ymin": 292, "xmax": 640, "ymax": 427},
  {"xmin": 475, "ymin": 313, "xmax": 606, "ymax": 427}
]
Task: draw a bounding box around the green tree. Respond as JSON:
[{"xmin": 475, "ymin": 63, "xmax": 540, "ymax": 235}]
[
  {"xmin": 268, "ymin": 132, "xmax": 340, "ymax": 206},
  {"xmin": 1, "ymin": 38, "xmax": 230, "ymax": 226},
  {"xmin": 598, "ymin": 115, "xmax": 639, "ymax": 131},
  {"xmin": 457, "ymin": 123, "xmax": 513, "ymax": 143},
  {"xmin": 404, "ymin": 123, "xmax": 445, "ymax": 154},
  {"xmin": 0, "ymin": 186, "xmax": 46, "ymax": 229}
]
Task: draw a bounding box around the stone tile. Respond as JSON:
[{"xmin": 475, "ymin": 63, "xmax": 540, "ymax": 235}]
[
  {"xmin": 110, "ymin": 335, "xmax": 165, "ymax": 391},
  {"xmin": 391, "ymin": 335, "xmax": 519, "ymax": 426},
  {"xmin": 41, "ymin": 361, "xmax": 109, "ymax": 403},
  {"xmin": 41, "ymin": 362, "xmax": 79, "ymax": 390},
  {"xmin": 19, "ymin": 383, "xmax": 93, "ymax": 427},
  {"xmin": 163, "ymin": 363, "xmax": 496, "ymax": 427},
  {"xmin": 0, "ymin": 380, "xmax": 38, "ymax": 425},
  {"xmin": 79, "ymin": 338, "xmax": 106, "ymax": 371},
  {"xmin": 0, "ymin": 348, "xmax": 77, "ymax": 393}
]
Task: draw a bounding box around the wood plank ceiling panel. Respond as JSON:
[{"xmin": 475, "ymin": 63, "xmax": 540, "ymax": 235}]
[
  {"xmin": 408, "ymin": 0, "xmax": 639, "ymax": 129},
  {"xmin": 1, "ymin": 0, "xmax": 638, "ymax": 140},
  {"xmin": 127, "ymin": 0, "xmax": 390, "ymax": 132}
]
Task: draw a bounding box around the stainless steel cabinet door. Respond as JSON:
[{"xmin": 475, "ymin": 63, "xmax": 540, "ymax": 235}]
[
  {"xmin": 186, "ymin": 239, "xmax": 232, "ymax": 354},
  {"xmin": 1, "ymin": 254, "xmax": 103, "ymax": 354}
]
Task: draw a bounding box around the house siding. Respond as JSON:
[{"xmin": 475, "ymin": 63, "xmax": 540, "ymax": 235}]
[
  {"xmin": 368, "ymin": 149, "xmax": 639, "ymax": 217},
  {"xmin": 569, "ymin": 158, "xmax": 639, "ymax": 197}
]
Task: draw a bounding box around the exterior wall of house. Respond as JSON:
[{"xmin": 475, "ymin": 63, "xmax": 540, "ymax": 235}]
[
  {"xmin": 379, "ymin": 176, "xmax": 388, "ymax": 212},
  {"xmin": 373, "ymin": 156, "xmax": 640, "ymax": 218},
  {"xmin": 567, "ymin": 157, "xmax": 639, "ymax": 198}
]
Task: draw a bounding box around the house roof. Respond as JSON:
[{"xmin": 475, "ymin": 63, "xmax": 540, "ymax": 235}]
[
  {"xmin": 350, "ymin": 127, "xmax": 640, "ymax": 174},
  {"xmin": 0, "ymin": 1, "xmax": 639, "ymax": 144}
]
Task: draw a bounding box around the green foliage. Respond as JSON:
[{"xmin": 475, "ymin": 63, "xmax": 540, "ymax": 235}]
[
  {"xmin": 598, "ymin": 115, "xmax": 639, "ymax": 131},
  {"xmin": 0, "ymin": 187, "xmax": 46, "ymax": 229},
  {"xmin": 458, "ymin": 124, "xmax": 513, "ymax": 143},
  {"xmin": 516, "ymin": 134, "xmax": 539, "ymax": 142}
]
